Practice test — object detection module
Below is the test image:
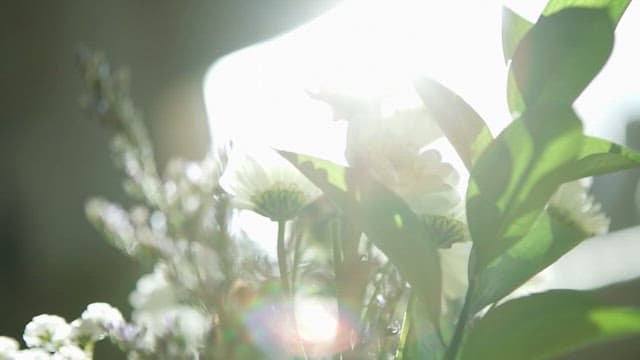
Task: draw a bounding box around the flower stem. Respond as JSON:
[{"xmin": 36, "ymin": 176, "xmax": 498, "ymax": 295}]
[
  {"xmin": 395, "ymin": 292, "xmax": 415, "ymax": 360},
  {"xmin": 444, "ymin": 283, "xmax": 474, "ymax": 360},
  {"xmin": 277, "ymin": 219, "xmax": 290, "ymax": 295}
]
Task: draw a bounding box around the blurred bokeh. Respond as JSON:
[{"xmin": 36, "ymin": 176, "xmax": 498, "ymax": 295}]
[{"xmin": 0, "ymin": 0, "xmax": 338, "ymax": 354}]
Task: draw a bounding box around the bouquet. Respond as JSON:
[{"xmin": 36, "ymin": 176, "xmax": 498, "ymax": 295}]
[{"xmin": 2, "ymin": 1, "xmax": 640, "ymax": 359}]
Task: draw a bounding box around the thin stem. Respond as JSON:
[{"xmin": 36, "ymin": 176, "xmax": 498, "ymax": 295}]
[
  {"xmin": 444, "ymin": 283, "xmax": 474, "ymax": 360},
  {"xmin": 277, "ymin": 219, "xmax": 290, "ymax": 295},
  {"xmin": 395, "ymin": 292, "xmax": 415, "ymax": 360},
  {"xmin": 290, "ymin": 228, "xmax": 304, "ymax": 295},
  {"xmin": 276, "ymin": 219, "xmax": 308, "ymax": 360}
]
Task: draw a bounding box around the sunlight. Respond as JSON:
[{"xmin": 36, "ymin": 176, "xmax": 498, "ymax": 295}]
[
  {"xmin": 294, "ymin": 297, "xmax": 338, "ymax": 344},
  {"xmin": 204, "ymin": 0, "xmax": 640, "ymax": 290},
  {"xmin": 204, "ymin": 0, "xmax": 518, "ymax": 162}
]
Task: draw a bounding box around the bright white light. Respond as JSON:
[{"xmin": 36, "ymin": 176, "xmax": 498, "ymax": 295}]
[
  {"xmin": 204, "ymin": 0, "xmax": 518, "ymax": 162},
  {"xmin": 295, "ymin": 297, "xmax": 339, "ymax": 344},
  {"xmin": 204, "ymin": 0, "xmax": 640, "ymax": 290}
]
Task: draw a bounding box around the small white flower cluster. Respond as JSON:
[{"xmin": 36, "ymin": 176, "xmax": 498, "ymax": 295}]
[
  {"xmin": 0, "ymin": 303, "xmax": 124, "ymax": 360},
  {"xmin": 128, "ymin": 264, "xmax": 212, "ymax": 358},
  {"xmin": 0, "ymin": 286, "xmax": 213, "ymax": 360}
]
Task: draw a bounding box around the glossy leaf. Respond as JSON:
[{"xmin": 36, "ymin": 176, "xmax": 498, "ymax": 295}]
[
  {"xmin": 543, "ymin": 0, "xmax": 631, "ymax": 25},
  {"xmin": 502, "ymin": 7, "xmax": 533, "ymax": 63},
  {"xmin": 466, "ymin": 106, "xmax": 583, "ymax": 273},
  {"xmin": 469, "ymin": 211, "xmax": 586, "ymax": 313},
  {"xmin": 561, "ymin": 136, "xmax": 640, "ymax": 181},
  {"xmin": 413, "ymin": 77, "xmax": 493, "ymax": 169},
  {"xmin": 459, "ymin": 290, "xmax": 640, "ymax": 360},
  {"xmin": 511, "ymin": 7, "xmax": 614, "ymax": 107}
]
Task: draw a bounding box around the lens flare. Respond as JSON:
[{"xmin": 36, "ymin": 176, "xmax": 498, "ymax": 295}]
[{"xmin": 244, "ymin": 296, "xmax": 359, "ymax": 357}]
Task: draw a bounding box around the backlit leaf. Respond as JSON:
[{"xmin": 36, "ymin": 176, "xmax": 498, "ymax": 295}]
[
  {"xmin": 414, "ymin": 77, "xmax": 493, "ymax": 169},
  {"xmin": 460, "ymin": 290, "xmax": 640, "ymax": 360}
]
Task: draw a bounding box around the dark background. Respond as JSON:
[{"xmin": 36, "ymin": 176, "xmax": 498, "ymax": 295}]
[
  {"xmin": 0, "ymin": 0, "xmax": 338, "ymax": 355},
  {"xmin": 1, "ymin": 1, "xmax": 639, "ymax": 358}
]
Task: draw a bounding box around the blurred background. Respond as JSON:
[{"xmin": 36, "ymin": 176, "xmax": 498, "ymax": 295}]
[
  {"xmin": 0, "ymin": 0, "xmax": 339, "ymax": 355},
  {"xmin": 1, "ymin": 0, "xmax": 640, "ymax": 358}
]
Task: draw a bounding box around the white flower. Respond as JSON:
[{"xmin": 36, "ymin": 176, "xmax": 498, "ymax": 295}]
[
  {"xmin": 51, "ymin": 345, "xmax": 88, "ymax": 360},
  {"xmin": 549, "ymin": 180, "xmax": 610, "ymax": 236},
  {"xmin": 129, "ymin": 264, "xmax": 178, "ymax": 313},
  {"xmin": 134, "ymin": 305, "xmax": 211, "ymax": 356},
  {"xmin": 81, "ymin": 303, "xmax": 124, "ymax": 330},
  {"xmin": 23, "ymin": 315, "xmax": 71, "ymax": 352},
  {"xmin": 344, "ymin": 105, "xmax": 460, "ymax": 216},
  {"xmin": 14, "ymin": 348, "xmax": 52, "ymax": 360},
  {"xmin": 0, "ymin": 336, "xmax": 19, "ymax": 359},
  {"xmin": 70, "ymin": 303, "xmax": 124, "ymax": 343},
  {"xmin": 220, "ymin": 146, "xmax": 322, "ymax": 221}
]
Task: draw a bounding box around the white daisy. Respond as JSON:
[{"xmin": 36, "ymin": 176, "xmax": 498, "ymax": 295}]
[
  {"xmin": 219, "ymin": 146, "xmax": 322, "ymax": 222},
  {"xmin": 549, "ymin": 180, "xmax": 610, "ymax": 236}
]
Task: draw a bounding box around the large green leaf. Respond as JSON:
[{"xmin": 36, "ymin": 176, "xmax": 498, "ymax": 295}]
[
  {"xmin": 510, "ymin": 7, "xmax": 614, "ymax": 108},
  {"xmin": 357, "ymin": 176, "xmax": 442, "ymax": 324},
  {"xmin": 459, "ymin": 290, "xmax": 640, "ymax": 360},
  {"xmin": 511, "ymin": 8, "xmax": 614, "ymax": 106},
  {"xmin": 281, "ymin": 151, "xmax": 442, "ymax": 323},
  {"xmin": 466, "ymin": 106, "xmax": 583, "ymax": 273},
  {"xmin": 413, "ymin": 77, "xmax": 493, "ymax": 169},
  {"xmin": 468, "ymin": 211, "xmax": 586, "ymax": 313},
  {"xmin": 561, "ymin": 136, "xmax": 640, "ymax": 181},
  {"xmin": 502, "ymin": 7, "xmax": 533, "ymax": 63},
  {"xmin": 543, "ymin": 0, "xmax": 631, "ymax": 24}
]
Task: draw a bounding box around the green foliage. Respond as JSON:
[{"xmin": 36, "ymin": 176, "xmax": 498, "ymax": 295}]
[
  {"xmin": 281, "ymin": 151, "xmax": 443, "ymax": 325},
  {"xmin": 460, "ymin": 290, "xmax": 640, "ymax": 360},
  {"xmin": 501, "ymin": 7, "xmax": 533, "ymax": 63},
  {"xmin": 413, "ymin": 78, "xmax": 493, "ymax": 169},
  {"xmin": 542, "ymin": 0, "xmax": 631, "ymax": 24},
  {"xmin": 468, "ymin": 211, "xmax": 586, "ymax": 312},
  {"xmin": 511, "ymin": 8, "xmax": 614, "ymax": 109},
  {"xmin": 562, "ymin": 136, "xmax": 640, "ymax": 181},
  {"xmin": 466, "ymin": 106, "xmax": 583, "ymax": 273}
]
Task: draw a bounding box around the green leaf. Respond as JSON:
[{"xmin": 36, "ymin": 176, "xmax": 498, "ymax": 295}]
[
  {"xmin": 511, "ymin": 7, "xmax": 614, "ymax": 107},
  {"xmin": 469, "ymin": 210, "xmax": 586, "ymax": 313},
  {"xmin": 459, "ymin": 290, "xmax": 640, "ymax": 360},
  {"xmin": 358, "ymin": 176, "xmax": 442, "ymax": 325},
  {"xmin": 506, "ymin": 68, "xmax": 526, "ymax": 116},
  {"xmin": 466, "ymin": 106, "xmax": 583, "ymax": 273},
  {"xmin": 413, "ymin": 77, "xmax": 493, "ymax": 169},
  {"xmin": 502, "ymin": 7, "xmax": 533, "ymax": 63},
  {"xmin": 281, "ymin": 151, "xmax": 443, "ymax": 323},
  {"xmin": 543, "ymin": 0, "xmax": 631, "ymax": 25},
  {"xmin": 278, "ymin": 151, "xmax": 351, "ymax": 207},
  {"xmin": 561, "ymin": 136, "xmax": 640, "ymax": 181}
]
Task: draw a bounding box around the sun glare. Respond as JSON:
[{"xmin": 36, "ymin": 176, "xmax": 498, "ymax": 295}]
[{"xmin": 205, "ymin": 0, "xmax": 640, "ymax": 293}]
